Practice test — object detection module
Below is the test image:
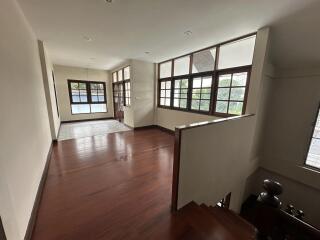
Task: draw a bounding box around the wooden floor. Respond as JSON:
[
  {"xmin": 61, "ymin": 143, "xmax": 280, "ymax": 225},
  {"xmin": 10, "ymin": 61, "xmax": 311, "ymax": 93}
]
[{"xmin": 32, "ymin": 128, "xmax": 177, "ymax": 240}]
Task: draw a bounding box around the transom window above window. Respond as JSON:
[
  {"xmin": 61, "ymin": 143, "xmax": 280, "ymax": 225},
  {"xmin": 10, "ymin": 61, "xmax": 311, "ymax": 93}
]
[
  {"xmin": 191, "ymin": 76, "xmax": 213, "ymax": 112},
  {"xmin": 215, "ymin": 71, "xmax": 249, "ymax": 115},
  {"xmin": 192, "ymin": 48, "xmax": 216, "ymax": 73},
  {"xmin": 118, "ymin": 70, "xmax": 123, "ymax": 81},
  {"xmin": 68, "ymin": 80, "xmax": 107, "ymax": 114},
  {"xmin": 159, "ymin": 80, "xmax": 171, "ymax": 107},
  {"xmin": 112, "ymin": 72, "xmax": 118, "ymax": 83},
  {"xmin": 306, "ymin": 107, "xmax": 320, "ymax": 169},
  {"xmin": 174, "ymin": 56, "xmax": 190, "ymax": 76},
  {"xmin": 173, "ymin": 79, "xmax": 188, "ymax": 109},
  {"xmin": 159, "ymin": 61, "xmax": 172, "ymax": 79},
  {"xmin": 124, "ymin": 66, "xmax": 130, "ymax": 80}
]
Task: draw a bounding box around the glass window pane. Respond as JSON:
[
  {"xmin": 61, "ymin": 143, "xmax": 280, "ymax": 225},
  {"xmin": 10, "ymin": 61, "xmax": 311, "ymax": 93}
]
[
  {"xmin": 181, "ymin": 79, "xmax": 188, "ymax": 88},
  {"xmin": 166, "ymin": 81, "xmax": 171, "ymax": 89},
  {"xmin": 91, "ymin": 83, "xmax": 98, "ymax": 90},
  {"xmin": 165, "ymin": 98, "xmax": 170, "ymax": 106},
  {"xmin": 232, "ymin": 72, "xmax": 248, "ymax": 86},
  {"xmin": 160, "ymin": 61, "xmax": 172, "ymax": 78},
  {"xmin": 118, "ymin": 70, "xmax": 123, "ymax": 81},
  {"xmin": 98, "ymin": 96, "xmax": 105, "ymax": 102},
  {"xmin": 216, "ymin": 101, "xmax": 228, "ymax": 113},
  {"xmin": 201, "ymin": 88, "xmax": 211, "ymax": 94},
  {"xmin": 192, "ymin": 48, "xmax": 216, "ymax": 73},
  {"xmin": 92, "ymin": 95, "xmax": 98, "ymax": 102},
  {"xmin": 160, "ymin": 98, "xmax": 165, "ymax": 105},
  {"xmin": 180, "ymin": 99, "xmax": 187, "ymax": 108},
  {"xmin": 79, "ymin": 83, "xmax": 86, "ymax": 89},
  {"xmin": 124, "ymin": 66, "xmax": 130, "ymax": 80},
  {"xmin": 91, "ymin": 104, "xmax": 107, "ymax": 113},
  {"xmin": 160, "ymin": 90, "xmax": 165, "ymax": 98},
  {"xmin": 113, "ymin": 72, "xmax": 118, "ymax": 82},
  {"xmin": 230, "ymin": 87, "xmax": 245, "ymax": 101},
  {"xmin": 202, "ymin": 77, "xmax": 212, "ymax": 87},
  {"xmin": 71, "ymin": 104, "xmax": 90, "ymax": 114},
  {"xmin": 161, "ymin": 82, "xmax": 166, "ymax": 89},
  {"xmin": 200, "ymin": 100, "xmax": 210, "ymax": 111},
  {"xmin": 165, "ymin": 90, "xmax": 171, "ymax": 97},
  {"xmin": 72, "ymin": 95, "xmax": 80, "ymax": 102},
  {"xmin": 174, "ymin": 92, "xmax": 180, "ymax": 98},
  {"xmin": 174, "ymin": 99, "xmax": 179, "ymax": 107},
  {"xmin": 218, "ymin": 35, "xmax": 256, "ymax": 69},
  {"xmin": 71, "ymin": 83, "xmax": 78, "ymax": 90},
  {"xmin": 201, "ymin": 94, "xmax": 211, "ymax": 100},
  {"xmin": 193, "ymin": 78, "xmax": 201, "ymax": 88},
  {"xmin": 174, "ymin": 56, "xmax": 190, "ymax": 76},
  {"xmin": 175, "ymin": 80, "xmax": 180, "ymax": 88},
  {"xmin": 307, "ymin": 138, "xmax": 320, "ymax": 169},
  {"xmin": 217, "ymin": 88, "xmax": 230, "ymax": 100},
  {"xmin": 80, "ymin": 95, "xmax": 87, "ymax": 102},
  {"xmin": 228, "ymin": 102, "xmax": 243, "ymax": 115},
  {"xmin": 72, "ymin": 90, "xmax": 79, "ymax": 95},
  {"xmin": 219, "ymin": 75, "xmax": 232, "ymax": 87},
  {"xmin": 191, "ymin": 100, "xmax": 200, "ymax": 110},
  {"xmin": 192, "ymin": 89, "xmax": 201, "ymax": 99}
]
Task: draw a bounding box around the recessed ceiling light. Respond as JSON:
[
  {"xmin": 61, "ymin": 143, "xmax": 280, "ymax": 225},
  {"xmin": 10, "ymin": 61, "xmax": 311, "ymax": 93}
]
[
  {"xmin": 184, "ymin": 30, "xmax": 192, "ymax": 36},
  {"xmin": 145, "ymin": 51, "xmax": 150, "ymax": 55},
  {"xmin": 83, "ymin": 36, "xmax": 93, "ymax": 42},
  {"xmin": 105, "ymin": 0, "xmax": 113, "ymax": 3}
]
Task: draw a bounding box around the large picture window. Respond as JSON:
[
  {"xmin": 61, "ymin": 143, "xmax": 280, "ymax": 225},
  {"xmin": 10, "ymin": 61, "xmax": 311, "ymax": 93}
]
[
  {"xmin": 157, "ymin": 33, "xmax": 255, "ymax": 116},
  {"xmin": 68, "ymin": 80, "xmax": 107, "ymax": 114}
]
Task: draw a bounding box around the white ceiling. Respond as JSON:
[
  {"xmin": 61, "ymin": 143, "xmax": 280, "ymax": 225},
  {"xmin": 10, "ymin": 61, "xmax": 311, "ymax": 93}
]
[{"xmin": 17, "ymin": 0, "xmax": 320, "ymax": 70}]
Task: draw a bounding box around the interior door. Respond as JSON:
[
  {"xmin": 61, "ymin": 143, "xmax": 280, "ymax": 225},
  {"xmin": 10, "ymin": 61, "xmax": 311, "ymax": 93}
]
[{"xmin": 113, "ymin": 83, "xmax": 124, "ymax": 122}]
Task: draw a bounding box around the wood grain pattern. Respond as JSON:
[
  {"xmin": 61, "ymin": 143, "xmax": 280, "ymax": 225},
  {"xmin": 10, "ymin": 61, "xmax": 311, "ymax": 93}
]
[{"xmin": 32, "ymin": 129, "xmax": 176, "ymax": 240}]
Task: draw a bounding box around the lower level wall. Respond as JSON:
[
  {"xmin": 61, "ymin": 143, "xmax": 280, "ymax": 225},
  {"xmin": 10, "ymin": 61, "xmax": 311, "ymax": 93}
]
[
  {"xmin": 244, "ymin": 167, "xmax": 320, "ymax": 228},
  {"xmin": 156, "ymin": 108, "xmax": 220, "ymax": 130}
]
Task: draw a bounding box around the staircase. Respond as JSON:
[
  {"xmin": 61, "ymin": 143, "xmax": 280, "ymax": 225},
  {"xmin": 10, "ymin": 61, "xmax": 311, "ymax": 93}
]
[{"xmin": 175, "ymin": 201, "xmax": 257, "ymax": 240}]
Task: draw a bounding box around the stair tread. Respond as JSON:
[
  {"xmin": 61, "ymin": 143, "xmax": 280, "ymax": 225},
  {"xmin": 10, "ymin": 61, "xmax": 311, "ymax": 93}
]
[
  {"xmin": 204, "ymin": 205, "xmax": 257, "ymax": 239},
  {"xmin": 178, "ymin": 202, "xmax": 239, "ymax": 240}
]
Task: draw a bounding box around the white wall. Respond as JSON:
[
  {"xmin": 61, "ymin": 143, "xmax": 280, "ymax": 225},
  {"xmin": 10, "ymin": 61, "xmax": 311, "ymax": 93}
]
[
  {"xmin": 156, "ymin": 108, "xmax": 219, "ymax": 131},
  {"xmin": 260, "ymin": 67, "xmax": 320, "ymax": 190},
  {"xmin": 0, "ymin": 0, "xmax": 52, "ymax": 239},
  {"xmin": 110, "ymin": 60, "xmax": 155, "ymax": 128},
  {"xmin": 177, "ymin": 116, "xmax": 257, "ymax": 212},
  {"xmin": 38, "ymin": 40, "xmax": 60, "ymax": 139},
  {"xmin": 53, "ymin": 65, "xmax": 113, "ymax": 122},
  {"xmin": 131, "ymin": 60, "xmax": 155, "ymax": 128}
]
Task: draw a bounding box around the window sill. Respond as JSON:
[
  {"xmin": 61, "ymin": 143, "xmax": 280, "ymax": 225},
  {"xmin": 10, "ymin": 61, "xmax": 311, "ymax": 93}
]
[{"xmin": 300, "ymin": 165, "xmax": 320, "ymax": 174}]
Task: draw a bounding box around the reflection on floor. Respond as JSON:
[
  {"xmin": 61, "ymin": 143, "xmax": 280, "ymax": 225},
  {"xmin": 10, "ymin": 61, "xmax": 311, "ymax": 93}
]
[
  {"xmin": 58, "ymin": 119, "xmax": 131, "ymax": 141},
  {"xmin": 32, "ymin": 129, "xmax": 174, "ymax": 240}
]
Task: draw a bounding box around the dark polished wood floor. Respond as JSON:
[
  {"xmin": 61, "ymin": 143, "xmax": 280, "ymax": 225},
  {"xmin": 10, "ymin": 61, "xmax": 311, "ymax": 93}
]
[{"xmin": 32, "ymin": 129, "xmax": 177, "ymax": 240}]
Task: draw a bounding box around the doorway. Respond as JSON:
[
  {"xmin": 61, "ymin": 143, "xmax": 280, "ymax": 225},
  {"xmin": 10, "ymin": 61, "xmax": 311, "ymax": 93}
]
[{"xmin": 113, "ymin": 83, "xmax": 124, "ymax": 122}]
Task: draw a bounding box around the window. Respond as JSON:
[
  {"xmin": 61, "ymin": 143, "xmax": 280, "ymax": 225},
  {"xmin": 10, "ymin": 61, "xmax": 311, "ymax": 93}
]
[
  {"xmin": 173, "ymin": 79, "xmax": 188, "ymax": 109},
  {"xmin": 157, "ymin": 33, "xmax": 256, "ymax": 117},
  {"xmin": 68, "ymin": 80, "xmax": 107, "ymax": 114},
  {"xmin": 214, "ymin": 71, "xmax": 249, "ymax": 115},
  {"xmin": 125, "ymin": 81, "xmax": 131, "ymax": 106},
  {"xmin": 159, "ymin": 80, "xmax": 171, "ymax": 107},
  {"xmin": 191, "ymin": 76, "xmax": 213, "ymax": 112},
  {"xmin": 192, "ymin": 48, "xmax": 216, "ymax": 73},
  {"xmin": 159, "ymin": 61, "xmax": 172, "ymax": 79},
  {"xmin": 112, "ymin": 66, "xmax": 131, "ymax": 109},
  {"xmin": 124, "ymin": 66, "xmax": 130, "ymax": 80},
  {"xmin": 174, "ymin": 56, "xmax": 190, "ymax": 76},
  {"xmin": 218, "ymin": 36, "xmax": 256, "ymax": 70},
  {"xmin": 306, "ymin": 107, "xmax": 320, "ymax": 169},
  {"xmin": 113, "ymin": 72, "xmax": 118, "ymax": 82},
  {"xmin": 118, "ymin": 70, "xmax": 123, "ymax": 81}
]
